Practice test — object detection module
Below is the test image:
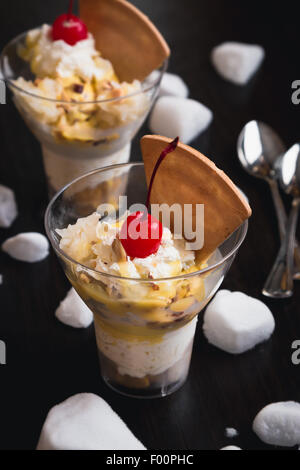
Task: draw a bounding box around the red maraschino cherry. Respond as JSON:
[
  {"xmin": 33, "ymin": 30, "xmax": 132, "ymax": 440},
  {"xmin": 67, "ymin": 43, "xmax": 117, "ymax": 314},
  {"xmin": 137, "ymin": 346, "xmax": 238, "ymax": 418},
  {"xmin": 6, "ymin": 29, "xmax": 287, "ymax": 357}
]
[
  {"xmin": 120, "ymin": 211, "xmax": 163, "ymax": 259},
  {"xmin": 120, "ymin": 137, "xmax": 179, "ymax": 259},
  {"xmin": 52, "ymin": 0, "xmax": 88, "ymax": 46}
]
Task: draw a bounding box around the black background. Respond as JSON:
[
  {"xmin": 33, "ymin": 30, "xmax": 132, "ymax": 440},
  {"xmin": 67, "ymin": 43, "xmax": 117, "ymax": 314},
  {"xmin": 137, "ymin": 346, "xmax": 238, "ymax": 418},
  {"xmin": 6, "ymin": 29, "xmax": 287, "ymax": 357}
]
[{"xmin": 1, "ymin": 0, "xmax": 300, "ymax": 450}]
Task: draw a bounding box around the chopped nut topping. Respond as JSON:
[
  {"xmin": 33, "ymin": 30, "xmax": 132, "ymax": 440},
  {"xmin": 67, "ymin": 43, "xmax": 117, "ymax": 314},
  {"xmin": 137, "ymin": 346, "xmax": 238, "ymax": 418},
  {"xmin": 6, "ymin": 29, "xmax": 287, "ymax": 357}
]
[
  {"xmin": 79, "ymin": 273, "xmax": 90, "ymax": 284},
  {"xmin": 112, "ymin": 238, "xmax": 127, "ymax": 262},
  {"xmin": 151, "ymin": 283, "xmax": 160, "ymax": 291},
  {"xmin": 73, "ymin": 84, "xmax": 84, "ymax": 94},
  {"xmin": 61, "ymin": 92, "xmax": 71, "ymax": 102},
  {"xmin": 111, "ymin": 88, "xmax": 123, "ymax": 98},
  {"xmin": 101, "ymin": 80, "xmax": 114, "ymax": 90}
]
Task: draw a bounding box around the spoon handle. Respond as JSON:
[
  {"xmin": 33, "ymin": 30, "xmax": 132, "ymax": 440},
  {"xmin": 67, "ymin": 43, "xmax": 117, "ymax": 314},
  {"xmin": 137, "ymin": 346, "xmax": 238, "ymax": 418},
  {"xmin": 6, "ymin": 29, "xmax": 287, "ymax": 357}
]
[
  {"xmin": 268, "ymin": 178, "xmax": 300, "ymax": 279},
  {"xmin": 268, "ymin": 178, "xmax": 287, "ymax": 240},
  {"xmin": 262, "ymin": 198, "xmax": 300, "ymax": 298}
]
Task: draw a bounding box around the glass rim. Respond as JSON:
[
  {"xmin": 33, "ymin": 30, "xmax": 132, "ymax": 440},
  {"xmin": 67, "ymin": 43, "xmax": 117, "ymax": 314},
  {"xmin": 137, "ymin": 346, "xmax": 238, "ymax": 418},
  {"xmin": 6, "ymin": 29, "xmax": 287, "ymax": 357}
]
[
  {"xmin": 45, "ymin": 162, "xmax": 249, "ymax": 282},
  {"xmin": 0, "ymin": 28, "xmax": 168, "ymax": 105}
]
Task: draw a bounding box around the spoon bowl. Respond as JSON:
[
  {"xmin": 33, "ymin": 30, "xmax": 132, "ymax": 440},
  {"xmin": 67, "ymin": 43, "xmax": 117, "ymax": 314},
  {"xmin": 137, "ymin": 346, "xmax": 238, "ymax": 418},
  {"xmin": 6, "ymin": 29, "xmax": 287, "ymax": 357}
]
[
  {"xmin": 279, "ymin": 144, "xmax": 300, "ymax": 197},
  {"xmin": 237, "ymin": 120, "xmax": 285, "ymax": 179},
  {"xmin": 237, "ymin": 120, "xmax": 300, "ymax": 281}
]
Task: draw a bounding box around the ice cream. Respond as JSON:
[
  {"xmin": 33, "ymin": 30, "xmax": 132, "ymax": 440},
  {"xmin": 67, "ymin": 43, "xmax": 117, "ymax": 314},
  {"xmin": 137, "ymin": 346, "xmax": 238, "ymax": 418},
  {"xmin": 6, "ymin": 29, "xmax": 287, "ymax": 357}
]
[
  {"xmin": 56, "ymin": 211, "xmax": 206, "ymax": 388},
  {"xmin": 5, "ymin": 14, "xmax": 163, "ymax": 195},
  {"xmin": 14, "ymin": 24, "xmax": 149, "ymax": 143},
  {"xmin": 51, "ymin": 134, "xmax": 251, "ymax": 396}
]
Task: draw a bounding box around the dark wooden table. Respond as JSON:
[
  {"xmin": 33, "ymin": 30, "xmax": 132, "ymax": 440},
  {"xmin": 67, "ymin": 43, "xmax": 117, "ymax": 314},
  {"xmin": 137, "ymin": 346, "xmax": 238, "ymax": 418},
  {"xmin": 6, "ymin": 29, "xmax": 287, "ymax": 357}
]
[{"xmin": 1, "ymin": 0, "xmax": 300, "ymax": 451}]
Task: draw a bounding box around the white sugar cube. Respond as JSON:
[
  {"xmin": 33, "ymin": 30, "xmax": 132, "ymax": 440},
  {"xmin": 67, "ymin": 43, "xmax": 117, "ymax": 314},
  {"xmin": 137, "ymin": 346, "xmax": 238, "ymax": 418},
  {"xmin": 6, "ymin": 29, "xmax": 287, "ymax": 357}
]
[
  {"xmin": 149, "ymin": 96, "xmax": 213, "ymax": 144},
  {"xmin": 0, "ymin": 184, "xmax": 18, "ymax": 228},
  {"xmin": 253, "ymin": 402, "xmax": 300, "ymax": 447},
  {"xmin": 211, "ymin": 42, "xmax": 265, "ymax": 85},
  {"xmin": 150, "ymin": 71, "xmax": 189, "ymax": 98},
  {"xmin": 221, "ymin": 446, "xmax": 242, "ymax": 450},
  {"xmin": 37, "ymin": 393, "xmax": 146, "ymax": 450},
  {"xmin": 2, "ymin": 232, "xmax": 49, "ymax": 262},
  {"xmin": 203, "ymin": 290, "xmax": 275, "ymax": 354},
  {"xmin": 55, "ymin": 288, "xmax": 93, "ymax": 329},
  {"xmin": 225, "ymin": 427, "xmax": 239, "ymax": 438}
]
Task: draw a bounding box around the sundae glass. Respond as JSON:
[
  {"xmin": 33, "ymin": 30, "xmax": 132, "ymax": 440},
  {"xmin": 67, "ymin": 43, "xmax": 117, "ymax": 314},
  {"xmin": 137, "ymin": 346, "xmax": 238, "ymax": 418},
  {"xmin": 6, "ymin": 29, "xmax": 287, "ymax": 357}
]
[
  {"xmin": 45, "ymin": 160, "xmax": 249, "ymax": 398},
  {"xmin": 0, "ymin": 3, "xmax": 168, "ymax": 197}
]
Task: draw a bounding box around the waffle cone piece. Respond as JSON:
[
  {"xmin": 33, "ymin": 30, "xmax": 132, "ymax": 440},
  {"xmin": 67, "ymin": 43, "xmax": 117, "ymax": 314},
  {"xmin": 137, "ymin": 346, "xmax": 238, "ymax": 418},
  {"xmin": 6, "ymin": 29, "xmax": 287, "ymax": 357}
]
[
  {"xmin": 80, "ymin": 0, "xmax": 170, "ymax": 82},
  {"xmin": 141, "ymin": 135, "xmax": 251, "ymax": 262}
]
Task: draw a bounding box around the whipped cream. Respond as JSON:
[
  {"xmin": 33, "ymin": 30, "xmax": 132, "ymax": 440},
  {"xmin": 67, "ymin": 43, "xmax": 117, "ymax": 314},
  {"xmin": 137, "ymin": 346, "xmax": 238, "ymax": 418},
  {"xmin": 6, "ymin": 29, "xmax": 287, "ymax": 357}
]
[
  {"xmin": 57, "ymin": 214, "xmax": 196, "ymax": 279},
  {"xmin": 13, "ymin": 77, "xmax": 63, "ymax": 122},
  {"xmin": 21, "ymin": 24, "xmax": 114, "ymax": 80}
]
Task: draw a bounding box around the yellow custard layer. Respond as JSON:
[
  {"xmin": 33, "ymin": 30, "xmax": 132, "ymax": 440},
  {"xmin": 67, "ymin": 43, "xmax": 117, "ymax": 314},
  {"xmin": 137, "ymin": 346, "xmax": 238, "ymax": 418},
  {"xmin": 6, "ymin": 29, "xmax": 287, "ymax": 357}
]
[{"xmin": 67, "ymin": 261, "xmax": 206, "ymax": 344}]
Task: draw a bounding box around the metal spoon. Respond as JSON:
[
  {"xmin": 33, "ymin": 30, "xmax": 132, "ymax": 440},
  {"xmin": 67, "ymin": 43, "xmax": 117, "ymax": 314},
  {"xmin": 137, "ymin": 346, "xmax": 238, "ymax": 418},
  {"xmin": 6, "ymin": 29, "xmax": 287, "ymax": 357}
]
[
  {"xmin": 263, "ymin": 144, "xmax": 300, "ymax": 298},
  {"xmin": 237, "ymin": 120, "xmax": 300, "ymax": 279}
]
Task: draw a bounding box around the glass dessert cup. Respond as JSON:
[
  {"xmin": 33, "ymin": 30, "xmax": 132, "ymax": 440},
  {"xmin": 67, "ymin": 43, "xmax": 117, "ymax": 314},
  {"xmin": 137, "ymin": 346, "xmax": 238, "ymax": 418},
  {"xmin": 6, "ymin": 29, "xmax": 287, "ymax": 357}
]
[
  {"xmin": 1, "ymin": 30, "xmax": 167, "ymax": 197},
  {"xmin": 45, "ymin": 163, "xmax": 248, "ymax": 398}
]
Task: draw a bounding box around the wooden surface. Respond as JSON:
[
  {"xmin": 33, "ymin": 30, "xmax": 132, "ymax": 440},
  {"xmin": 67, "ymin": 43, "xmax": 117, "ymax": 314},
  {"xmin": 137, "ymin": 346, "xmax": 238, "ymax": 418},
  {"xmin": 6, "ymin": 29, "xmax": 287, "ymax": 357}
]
[{"xmin": 1, "ymin": 0, "xmax": 300, "ymax": 450}]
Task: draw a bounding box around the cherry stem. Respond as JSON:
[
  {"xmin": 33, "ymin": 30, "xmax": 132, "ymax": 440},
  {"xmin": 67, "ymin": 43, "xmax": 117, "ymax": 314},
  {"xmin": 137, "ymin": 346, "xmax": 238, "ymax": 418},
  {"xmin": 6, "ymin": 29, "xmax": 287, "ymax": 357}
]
[
  {"xmin": 67, "ymin": 0, "xmax": 74, "ymax": 20},
  {"xmin": 146, "ymin": 137, "xmax": 179, "ymax": 211}
]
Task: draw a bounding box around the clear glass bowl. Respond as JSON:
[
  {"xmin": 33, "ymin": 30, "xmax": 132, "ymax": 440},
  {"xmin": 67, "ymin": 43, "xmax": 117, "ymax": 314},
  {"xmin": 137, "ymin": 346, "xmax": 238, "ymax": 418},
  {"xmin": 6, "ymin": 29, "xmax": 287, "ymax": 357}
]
[
  {"xmin": 1, "ymin": 29, "xmax": 167, "ymax": 196},
  {"xmin": 45, "ymin": 163, "xmax": 248, "ymax": 398}
]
